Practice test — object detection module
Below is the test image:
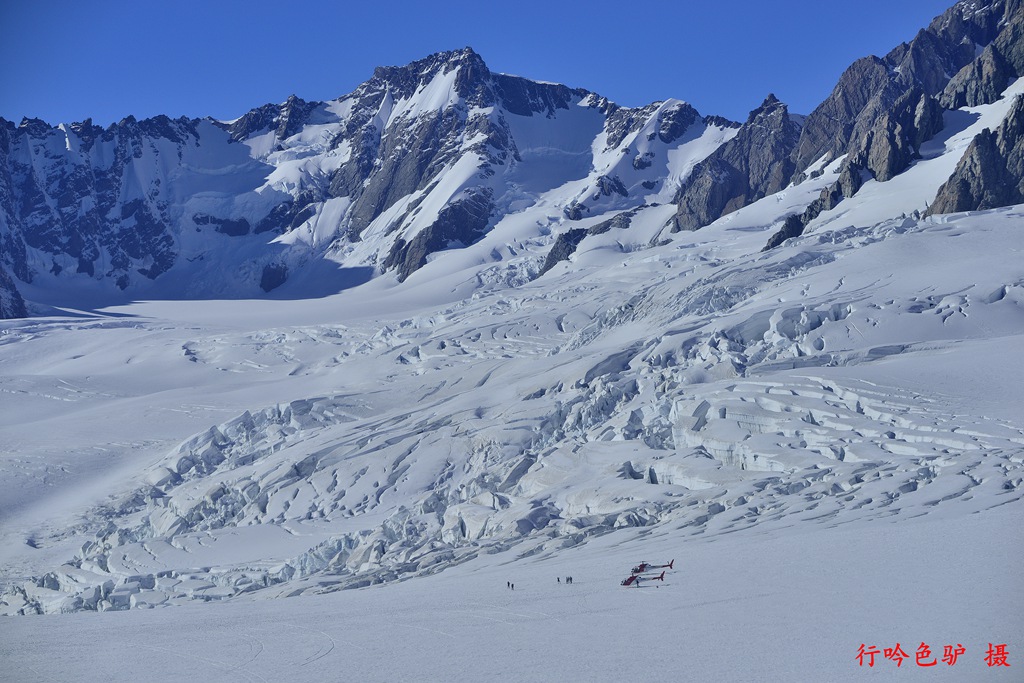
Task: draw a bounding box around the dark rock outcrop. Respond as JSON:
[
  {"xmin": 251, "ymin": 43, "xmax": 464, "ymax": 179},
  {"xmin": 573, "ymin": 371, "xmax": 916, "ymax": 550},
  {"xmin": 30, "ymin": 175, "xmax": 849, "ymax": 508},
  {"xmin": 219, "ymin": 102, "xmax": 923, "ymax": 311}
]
[
  {"xmin": 604, "ymin": 100, "xmax": 700, "ymax": 150},
  {"xmin": 761, "ymin": 158, "xmax": 869, "ymax": 252},
  {"xmin": 321, "ymin": 47, "xmax": 604, "ymax": 277},
  {"xmin": 939, "ymin": 2, "xmax": 1024, "ymax": 108},
  {"xmin": 790, "ymin": 0, "xmax": 1009, "ymax": 181},
  {"xmin": 790, "ymin": 57, "xmax": 894, "ymax": 174},
  {"xmin": 762, "ymin": 215, "xmax": 805, "ymax": 251},
  {"xmin": 993, "ymin": 3, "xmax": 1024, "ymax": 74},
  {"xmin": 0, "ymin": 114, "xmax": 219, "ymax": 290},
  {"xmin": 672, "ymin": 95, "xmax": 802, "ymax": 231},
  {"xmin": 0, "ymin": 265, "xmax": 27, "ymax": 318},
  {"xmin": 221, "ymin": 95, "xmax": 322, "ymax": 143},
  {"xmin": 561, "ymin": 172, "xmax": 630, "ymax": 221},
  {"xmin": 673, "ymin": 0, "xmax": 970, "ymax": 236},
  {"xmin": 193, "ymin": 214, "xmax": 251, "ymax": 237},
  {"xmin": 690, "ymin": 1, "xmax": 1019, "ymax": 237},
  {"xmin": 928, "ymin": 94, "xmax": 1024, "ymax": 214},
  {"xmin": 0, "ymin": 48, "xmax": 619, "ymax": 291},
  {"xmin": 260, "ymin": 263, "xmax": 288, "ymax": 292},
  {"xmin": 861, "ymin": 86, "xmax": 945, "ymax": 182},
  {"xmin": 941, "ymin": 44, "xmax": 1014, "ymax": 109},
  {"xmin": 538, "ymin": 228, "xmax": 588, "ymax": 276},
  {"xmin": 382, "ymin": 189, "xmax": 493, "ymax": 281},
  {"xmin": 538, "ymin": 207, "xmax": 642, "ymax": 276}
]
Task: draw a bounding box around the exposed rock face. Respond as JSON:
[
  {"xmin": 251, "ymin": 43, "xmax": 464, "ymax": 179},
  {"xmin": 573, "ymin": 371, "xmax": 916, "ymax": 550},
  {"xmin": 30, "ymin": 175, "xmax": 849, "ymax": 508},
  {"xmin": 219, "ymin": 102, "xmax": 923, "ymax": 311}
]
[
  {"xmin": 861, "ymin": 86, "xmax": 946, "ymax": 182},
  {"xmin": 537, "ymin": 207, "xmax": 643, "ymax": 276},
  {"xmin": 798, "ymin": 0, "xmax": 1014, "ymax": 175},
  {"xmin": 604, "ymin": 100, "xmax": 700, "ymax": 149},
  {"xmin": 560, "ymin": 101, "xmax": 731, "ymax": 222},
  {"xmin": 10, "ymin": 2, "xmax": 1018, "ymax": 297},
  {"xmin": 259, "ymin": 263, "xmax": 288, "ymax": 293},
  {"xmin": 682, "ymin": 0, "xmax": 1019, "ymax": 236},
  {"xmin": 672, "ymin": 95, "xmax": 801, "ymax": 231},
  {"xmin": 761, "ymin": 158, "xmax": 869, "ymax": 252},
  {"xmin": 928, "ymin": 95, "xmax": 1024, "ymax": 214},
  {"xmin": 323, "ymin": 50, "xmax": 531, "ymax": 244},
  {"xmin": 762, "ymin": 215, "xmax": 805, "ymax": 251},
  {"xmin": 222, "ymin": 95, "xmax": 320, "ymax": 142},
  {"xmin": 993, "ymin": 3, "xmax": 1024, "ymax": 73},
  {"xmin": 538, "ymin": 228, "xmax": 588, "ymax": 277},
  {"xmin": 0, "ymin": 265, "xmax": 26, "ymax": 318},
  {"xmin": 382, "ymin": 189, "xmax": 493, "ymax": 281},
  {"xmin": 0, "ymin": 49, "xmax": 565, "ymax": 293},
  {"xmin": 940, "ymin": 3, "xmax": 1024, "ymax": 108},
  {"xmin": 0, "ymin": 114, "xmax": 226, "ymax": 290},
  {"xmin": 563, "ymin": 173, "xmax": 631, "ymax": 220},
  {"xmin": 941, "ymin": 44, "xmax": 1014, "ymax": 108},
  {"xmin": 790, "ymin": 57, "xmax": 895, "ymax": 174},
  {"xmin": 793, "ymin": 1, "xmax": 1007, "ymax": 175},
  {"xmin": 836, "ymin": 161, "xmax": 866, "ymax": 200},
  {"xmin": 761, "ymin": 84, "xmax": 947, "ymax": 251},
  {"xmin": 3, "ymin": 47, "xmax": 731, "ymax": 297}
]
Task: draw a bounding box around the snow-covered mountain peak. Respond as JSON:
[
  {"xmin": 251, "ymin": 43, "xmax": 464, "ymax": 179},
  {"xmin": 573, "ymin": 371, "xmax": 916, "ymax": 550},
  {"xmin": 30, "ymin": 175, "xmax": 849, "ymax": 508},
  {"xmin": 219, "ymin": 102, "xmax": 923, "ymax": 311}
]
[
  {"xmin": 0, "ymin": 47, "xmax": 740, "ymax": 296},
  {"xmin": 368, "ymin": 47, "xmax": 489, "ymax": 100},
  {"xmin": 361, "ymin": 47, "xmax": 597, "ymax": 118},
  {"xmin": 1, "ymin": 7, "xmax": 1023, "ymax": 678},
  {"xmin": 2, "ymin": 0, "xmax": 1023, "ymax": 308}
]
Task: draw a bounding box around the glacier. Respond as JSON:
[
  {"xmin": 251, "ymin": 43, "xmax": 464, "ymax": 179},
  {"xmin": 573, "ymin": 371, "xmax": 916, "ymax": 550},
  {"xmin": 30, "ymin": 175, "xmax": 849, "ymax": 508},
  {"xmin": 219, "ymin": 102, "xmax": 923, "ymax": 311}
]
[{"xmin": 1, "ymin": 1, "xmax": 1023, "ymax": 680}]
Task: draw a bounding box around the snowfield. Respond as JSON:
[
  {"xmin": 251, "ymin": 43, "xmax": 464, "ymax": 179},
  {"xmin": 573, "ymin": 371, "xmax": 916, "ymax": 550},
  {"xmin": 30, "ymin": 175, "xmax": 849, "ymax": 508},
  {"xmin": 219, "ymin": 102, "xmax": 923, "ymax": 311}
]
[
  {"xmin": 2, "ymin": 197, "xmax": 1022, "ymax": 679},
  {"xmin": 2, "ymin": 504, "xmax": 1019, "ymax": 682},
  {"xmin": 3, "ymin": 54, "xmax": 1024, "ymax": 683}
]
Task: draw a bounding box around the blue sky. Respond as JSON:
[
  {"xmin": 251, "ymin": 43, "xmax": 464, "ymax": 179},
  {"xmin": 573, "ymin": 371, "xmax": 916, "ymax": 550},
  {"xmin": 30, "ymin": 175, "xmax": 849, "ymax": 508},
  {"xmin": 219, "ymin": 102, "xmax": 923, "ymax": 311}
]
[{"xmin": 1, "ymin": 0, "xmax": 954, "ymax": 127}]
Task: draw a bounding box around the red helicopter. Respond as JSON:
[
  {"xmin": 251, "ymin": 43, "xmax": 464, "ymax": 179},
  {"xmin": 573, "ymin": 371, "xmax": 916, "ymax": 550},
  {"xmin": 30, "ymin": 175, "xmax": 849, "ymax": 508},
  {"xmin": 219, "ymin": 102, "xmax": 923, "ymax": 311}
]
[
  {"xmin": 620, "ymin": 571, "xmax": 665, "ymax": 586},
  {"xmin": 631, "ymin": 559, "xmax": 674, "ymax": 575}
]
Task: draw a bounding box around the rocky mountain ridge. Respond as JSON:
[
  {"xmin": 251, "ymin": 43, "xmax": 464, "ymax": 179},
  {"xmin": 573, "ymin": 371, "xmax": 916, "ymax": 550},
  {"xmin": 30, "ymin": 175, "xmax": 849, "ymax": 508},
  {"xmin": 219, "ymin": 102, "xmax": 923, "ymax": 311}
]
[
  {"xmin": 2, "ymin": 1, "xmax": 1024, "ymax": 317},
  {"xmin": 0, "ymin": 48, "xmax": 735, "ymax": 306},
  {"xmin": 1, "ymin": 1, "xmax": 1023, "ymax": 618},
  {"xmin": 674, "ymin": 0, "xmax": 1022, "ymax": 239}
]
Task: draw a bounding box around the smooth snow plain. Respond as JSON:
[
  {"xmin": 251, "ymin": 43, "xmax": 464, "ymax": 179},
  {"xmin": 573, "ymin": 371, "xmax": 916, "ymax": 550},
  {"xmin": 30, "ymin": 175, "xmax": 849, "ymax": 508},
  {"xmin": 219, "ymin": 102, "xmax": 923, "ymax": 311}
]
[{"xmin": 2, "ymin": 87, "xmax": 1024, "ymax": 681}]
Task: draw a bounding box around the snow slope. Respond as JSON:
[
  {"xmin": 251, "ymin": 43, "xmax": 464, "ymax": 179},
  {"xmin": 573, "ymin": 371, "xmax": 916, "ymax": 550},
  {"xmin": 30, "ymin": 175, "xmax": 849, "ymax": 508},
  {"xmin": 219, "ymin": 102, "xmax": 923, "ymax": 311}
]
[
  {"xmin": 2, "ymin": 30, "xmax": 1024, "ymax": 683},
  {"xmin": 1, "ymin": 49, "xmax": 737, "ymax": 297},
  {"xmin": 2, "ymin": 166, "xmax": 1023, "ymax": 645},
  {"xmin": 2, "ymin": 504, "xmax": 1019, "ymax": 682}
]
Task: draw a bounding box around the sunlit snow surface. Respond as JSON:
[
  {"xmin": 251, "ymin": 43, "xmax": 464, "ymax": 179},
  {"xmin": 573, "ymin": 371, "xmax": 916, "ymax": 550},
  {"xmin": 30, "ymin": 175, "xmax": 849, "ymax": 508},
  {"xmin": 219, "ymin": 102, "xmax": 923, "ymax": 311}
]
[{"xmin": 3, "ymin": 90, "xmax": 1024, "ymax": 680}]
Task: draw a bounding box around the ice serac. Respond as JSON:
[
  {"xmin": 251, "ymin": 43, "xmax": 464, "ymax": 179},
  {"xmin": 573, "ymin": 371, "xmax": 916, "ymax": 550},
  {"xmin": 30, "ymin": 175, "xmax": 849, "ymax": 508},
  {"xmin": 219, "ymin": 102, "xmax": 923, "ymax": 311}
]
[
  {"xmin": 928, "ymin": 94, "xmax": 1024, "ymax": 214},
  {"xmin": 671, "ymin": 95, "xmax": 801, "ymax": 232}
]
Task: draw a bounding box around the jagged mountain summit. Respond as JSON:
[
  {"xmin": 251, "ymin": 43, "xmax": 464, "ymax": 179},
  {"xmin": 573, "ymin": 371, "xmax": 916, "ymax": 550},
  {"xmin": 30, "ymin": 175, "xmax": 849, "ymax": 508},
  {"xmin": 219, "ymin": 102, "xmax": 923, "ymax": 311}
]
[
  {"xmin": 0, "ymin": 47, "xmax": 736, "ymax": 303},
  {"xmin": 3, "ymin": 0, "xmax": 1024, "ymax": 316},
  {"xmin": 0, "ymin": 7, "xmax": 1022, "ymax": 670},
  {"xmin": 673, "ymin": 0, "xmax": 1022, "ymax": 236}
]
